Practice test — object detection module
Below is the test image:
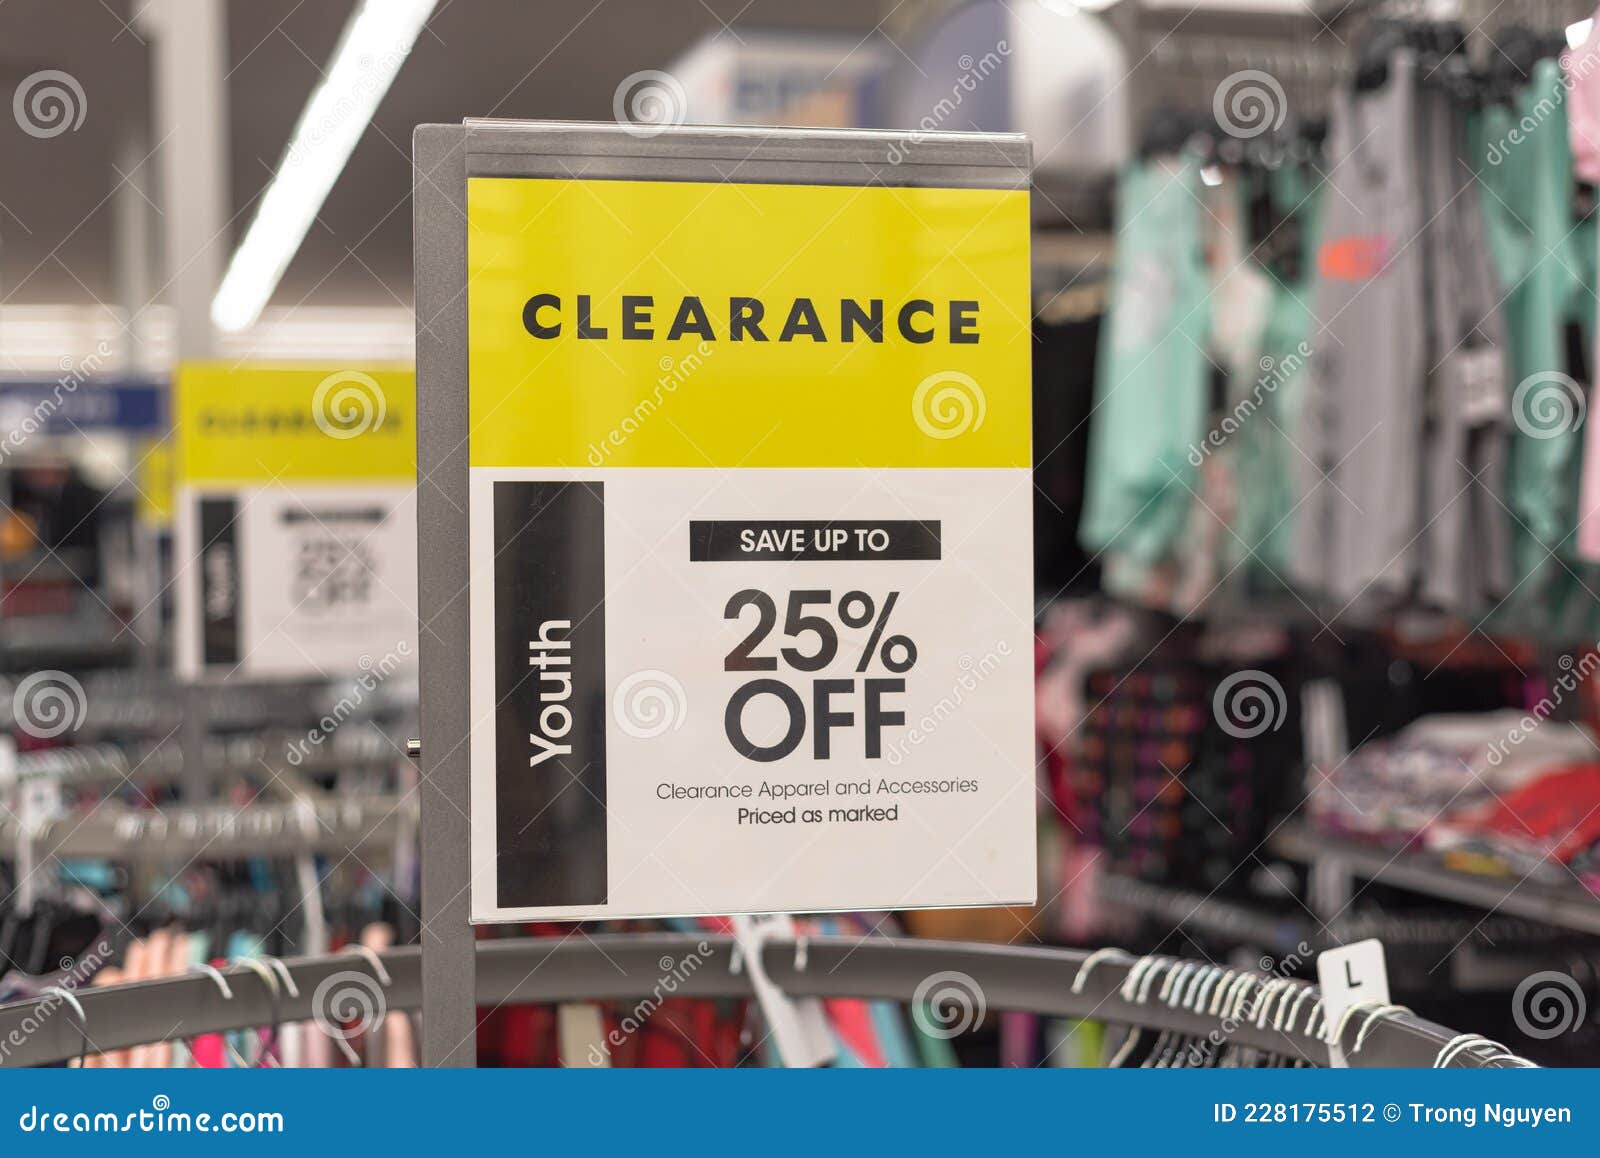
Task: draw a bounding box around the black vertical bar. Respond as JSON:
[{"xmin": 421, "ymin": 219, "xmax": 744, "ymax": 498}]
[
  {"xmin": 493, "ymin": 480, "xmax": 608, "ymax": 909},
  {"xmin": 198, "ymin": 496, "xmax": 240, "ymax": 667}
]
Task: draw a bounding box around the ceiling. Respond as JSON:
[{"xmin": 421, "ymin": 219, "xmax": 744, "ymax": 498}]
[{"xmin": 0, "ymin": 0, "xmax": 897, "ymax": 311}]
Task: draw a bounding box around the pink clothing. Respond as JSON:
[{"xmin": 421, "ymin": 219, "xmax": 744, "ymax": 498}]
[{"xmin": 1568, "ymin": 12, "xmax": 1600, "ymax": 184}]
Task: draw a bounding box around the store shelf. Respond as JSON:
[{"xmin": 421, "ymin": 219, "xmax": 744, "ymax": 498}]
[{"xmin": 1271, "ymin": 824, "xmax": 1600, "ymax": 937}]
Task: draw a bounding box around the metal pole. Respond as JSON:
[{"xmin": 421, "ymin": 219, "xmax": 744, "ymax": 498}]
[
  {"xmin": 137, "ymin": 0, "xmax": 229, "ymax": 360},
  {"xmin": 412, "ymin": 124, "xmax": 476, "ymax": 1067}
]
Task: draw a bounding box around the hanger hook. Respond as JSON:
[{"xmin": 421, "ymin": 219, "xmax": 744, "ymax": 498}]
[
  {"xmin": 1435, "ymin": 1033, "xmax": 1511, "ymax": 1068},
  {"xmin": 343, "ymin": 944, "xmax": 391, "ymax": 987},
  {"xmin": 1281, "ymin": 983, "xmax": 1313, "ymax": 1033},
  {"xmin": 230, "ymin": 958, "xmax": 281, "ymax": 1068},
  {"xmin": 1120, "ymin": 956, "xmax": 1154, "ymax": 1002},
  {"xmin": 231, "ymin": 957, "xmax": 279, "ymax": 998},
  {"xmin": 262, "ymin": 956, "xmax": 300, "ymax": 999},
  {"xmin": 1163, "ymin": 961, "xmax": 1198, "ymax": 1006},
  {"xmin": 1328, "ymin": 997, "xmax": 1383, "ymax": 1047},
  {"xmin": 1352, "ymin": 1003, "xmax": 1412, "ymax": 1054},
  {"xmin": 1191, "ymin": 965, "xmax": 1224, "ymax": 1012},
  {"xmin": 1072, "ymin": 948, "xmax": 1133, "ymax": 995},
  {"xmin": 191, "ymin": 963, "xmax": 234, "ymax": 1001},
  {"xmin": 1480, "ymin": 1051, "xmax": 1538, "ymax": 1068},
  {"xmin": 1182, "ymin": 964, "xmax": 1216, "ymax": 1011},
  {"xmin": 1253, "ymin": 977, "xmax": 1287, "ymax": 1028},
  {"xmin": 1138, "ymin": 958, "xmax": 1174, "ymax": 1005},
  {"xmin": 1271, "ymin": 981, "xmax": 1301, "ymax": 1031},
  {"xmin": 190, "ymin": 964, "xmax": 257, "ymax": 1068},
  {"xmin": 38, "ymin": 986, "xmax": 90, "ymax": 1068}
]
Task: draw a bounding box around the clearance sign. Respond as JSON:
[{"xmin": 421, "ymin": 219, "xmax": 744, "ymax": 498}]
[
  {"xmin": 467, "ymin": 173, "xmax": 1034, "ymax": 922},
  {"xmin": 172, "ymin": 364, "xmax": 417, "ymax": 680}
]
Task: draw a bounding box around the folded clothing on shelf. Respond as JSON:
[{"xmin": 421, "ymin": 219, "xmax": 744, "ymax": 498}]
[
  {"xmin": 1426, "ymin": 763, "xmax": 1600, "ymax": 888},
  {"xmin": 1305, "ymin": 713, "xmax": 1598, "ymax": 846}
]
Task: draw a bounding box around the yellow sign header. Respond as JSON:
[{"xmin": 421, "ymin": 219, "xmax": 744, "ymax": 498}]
[
  {"xmin": 175, "ymin": 363, "xmax": 416, "ymax": 485},
  {"xmin": 135, "ymin": 438, "xmax": 173, "ymax": 526},
  {"xmin": 466, "ymin": 177, "xmax": 1031, "ymax": 469}
]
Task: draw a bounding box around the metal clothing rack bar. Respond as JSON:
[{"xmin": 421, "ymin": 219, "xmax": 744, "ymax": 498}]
[
  {"xmin": 0, "ymin": 934, "xmax": 1531, "ymax": 1069},
  {"xmin": 10, "ymin": 730, "xmax": 407, "ymax": 788},
  {"xmin": 0, "ymin": 675, "xmax": 412, "ymax": 740},
  {"xmin": 0, "ymin": 796, "xmax": 415, "ymax": 860}
]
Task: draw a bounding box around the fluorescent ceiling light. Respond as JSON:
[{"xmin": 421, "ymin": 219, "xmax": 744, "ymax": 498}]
[
  {"xmin": 1569, "ymin": 18, "xmax": 1594, "ymax": 49},
  {"xmin": 211, "ymin": 0, "xmax": 436, "ymax": 333}
]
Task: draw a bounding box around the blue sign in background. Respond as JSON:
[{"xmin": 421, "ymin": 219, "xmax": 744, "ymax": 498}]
[{"xmin": 0, "ymin": 380, "xmax": 165, "ymax": 436}]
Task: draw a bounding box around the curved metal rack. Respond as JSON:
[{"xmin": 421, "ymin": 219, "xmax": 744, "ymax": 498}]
[{"xmin": 0, "ymin": 934, "xmax": 1534, "ymax": 1069}]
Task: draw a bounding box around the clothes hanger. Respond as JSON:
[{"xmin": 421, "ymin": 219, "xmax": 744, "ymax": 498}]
[
  {"xmin": 1165, "ymin": 958, "xmax": 1212, "ymax": 1066},
  {"xmin": 1107, "ymin": 956, "xmax": 1158, "ymax": 1068},
  {"xmin": 1070, "ymin": 947, "xmax": 1131, "ymax": 995},
  {"xmin": 36, "ymin": 985, "xmax": 89, "ymax": 1068},
  {"xmin": 261, "ymin": 956, "xmax": 303, "ymax": 1068},
  {"xmin": 187, "ymin": 964, "xmax": 254, "ymax": 1069},
  {"xmin": 1434, "ymin": 1032, "xmax": 1515, "ymax": 1068},
  {"xmin": 229, "ymin": 957, "xmax": 281, "ymax": 1067},
  {"xmin": 323, "ymin": 943, "xmax": 393, "ymax": 1068}
]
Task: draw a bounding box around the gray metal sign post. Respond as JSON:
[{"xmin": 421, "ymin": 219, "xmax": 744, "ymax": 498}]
[{"xmin": 411, "ymin": 120, "xmax": 1030, "ymax": 1066}]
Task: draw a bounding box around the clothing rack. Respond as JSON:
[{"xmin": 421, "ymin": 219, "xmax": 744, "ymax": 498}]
[
  {"xmin": 0, "ymin": 795, "xmax": 415, "ymax": 861},
  {"xmin": 0, "ymin": 934, "xmax": 1536, "ymax": 1069},
  {"xmin": 10, "ymin": 729, "xmax": 405, "ymax": 789},
  {"xmin": 1147, "ymin": 36, "xmax": 1348, "ymax": 87},
  {"xmin": 0, "ymin": 673, "xmax": 412, "ymax": 739}
]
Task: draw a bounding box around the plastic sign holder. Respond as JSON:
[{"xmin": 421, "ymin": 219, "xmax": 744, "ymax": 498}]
[{"xmin": 414, "ymin": 120, "xmax": 1033, "ymax": 1064}]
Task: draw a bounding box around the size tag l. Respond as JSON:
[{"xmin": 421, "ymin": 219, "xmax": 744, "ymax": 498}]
[{"xmin": 1317, "ymin": 939, "xmax": 1390, "ymax": 1068}]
